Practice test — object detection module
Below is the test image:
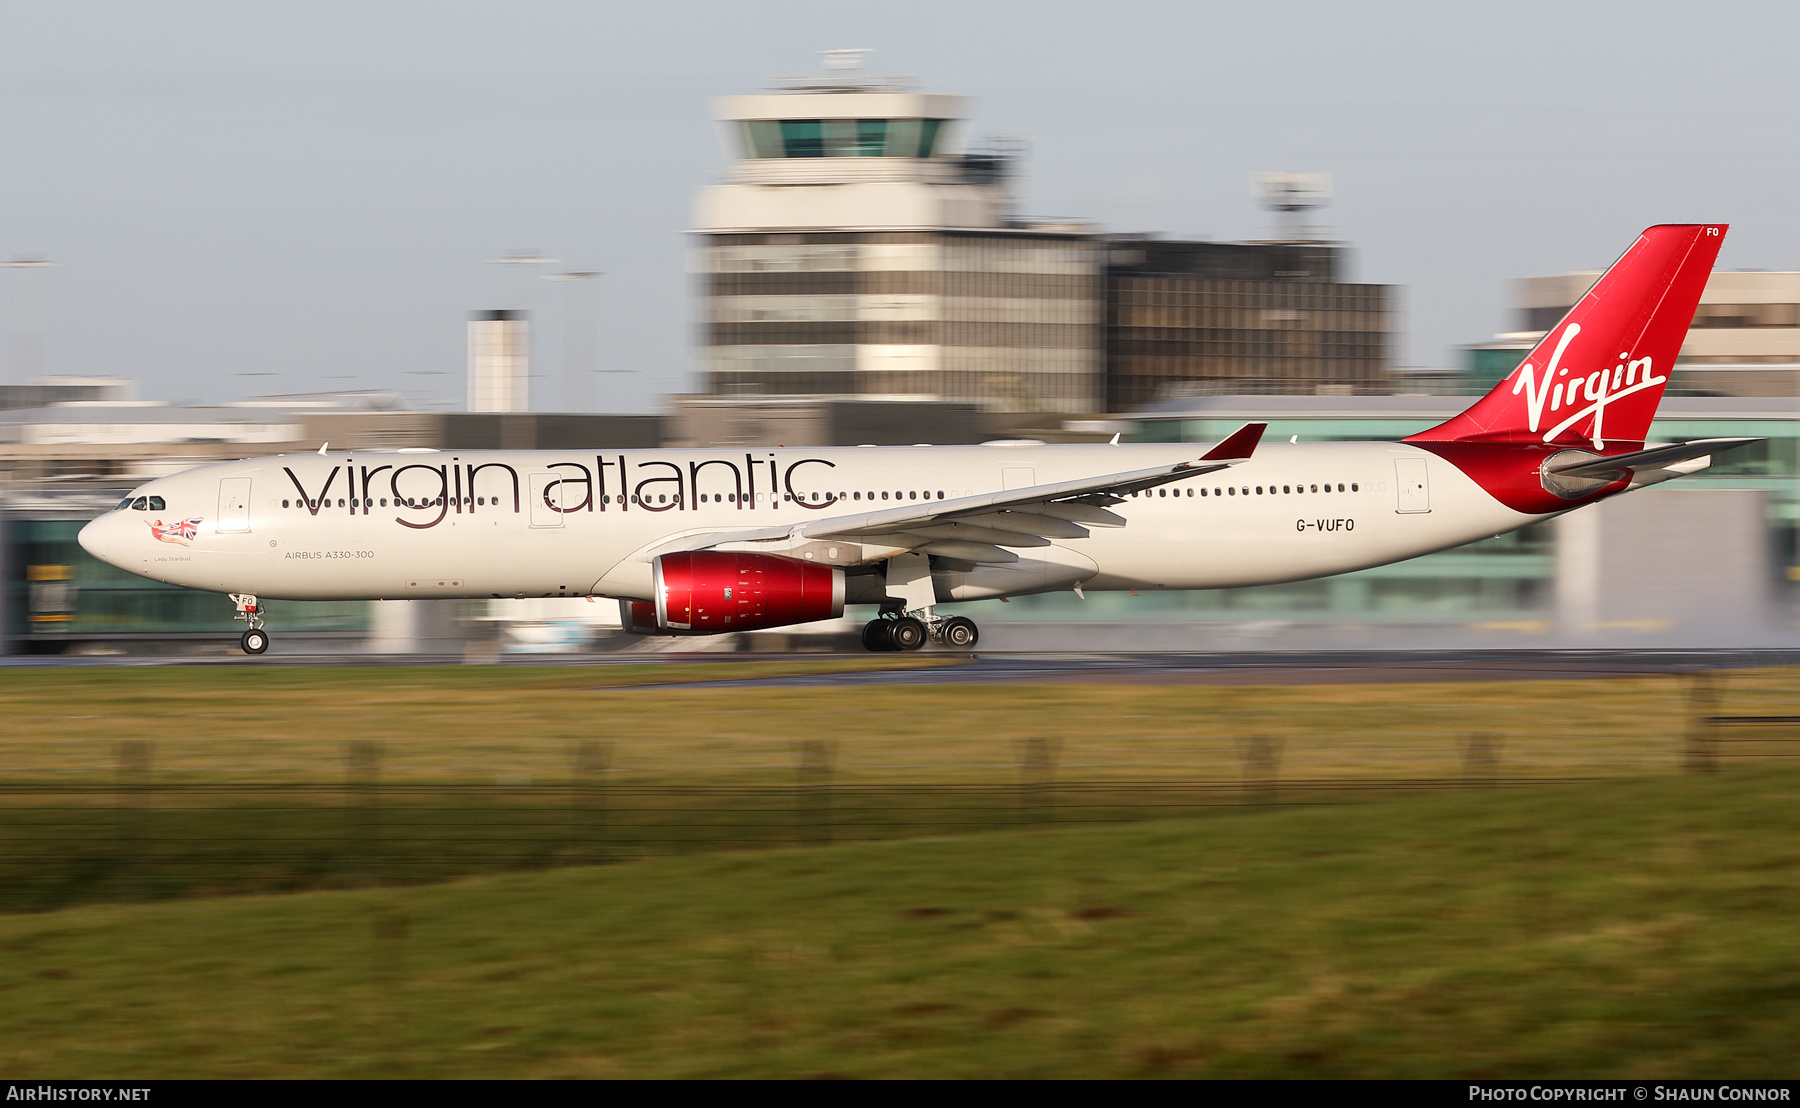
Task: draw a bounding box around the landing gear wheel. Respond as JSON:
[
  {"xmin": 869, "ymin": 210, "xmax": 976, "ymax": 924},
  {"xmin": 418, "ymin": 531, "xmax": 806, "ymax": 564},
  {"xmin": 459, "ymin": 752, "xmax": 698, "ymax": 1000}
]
[
  {"xmin": 862, "ymin": 619, "xmax": 896, "ymax": 652},
  {"xmin": 941, "ymin": 616, "xmax": 979, "ymax": 649},
  {"xmin": 241, "ymin": 628, "xmax": 269, "ymax": 655},
  {"xmin": 889, "ymin": 616, "xmax": 927, "ymax": 652}
]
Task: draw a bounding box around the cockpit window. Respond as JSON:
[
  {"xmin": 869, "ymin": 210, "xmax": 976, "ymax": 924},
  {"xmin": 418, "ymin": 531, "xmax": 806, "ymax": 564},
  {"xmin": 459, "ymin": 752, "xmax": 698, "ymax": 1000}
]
[
  {"xmin": 117, "ymin": 497, "xmax": 134, "ymax": 511},
  {"xmin": 147, "ymin": 496, "xmax": 166, "ymax": 511},
  {"xmin": 132, "ymin": 497, "xmax": 148, "ymax": 511}
]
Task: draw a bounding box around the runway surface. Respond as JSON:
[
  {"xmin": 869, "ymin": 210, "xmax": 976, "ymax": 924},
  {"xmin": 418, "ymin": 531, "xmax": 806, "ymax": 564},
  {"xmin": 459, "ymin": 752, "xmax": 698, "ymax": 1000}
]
[
  {"xmin": 614, "ymin": 649, "xmax": 1800, "ymax": 688},
  {"xmin": 5, "ymin": 648, "xmax": 1799, "ymax": 686}
]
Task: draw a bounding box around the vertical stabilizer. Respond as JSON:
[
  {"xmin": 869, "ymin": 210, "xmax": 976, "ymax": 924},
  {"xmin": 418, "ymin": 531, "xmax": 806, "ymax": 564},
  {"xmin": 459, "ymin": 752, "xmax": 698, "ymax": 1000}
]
[{"xmin": 1407, "ymin": 224, "xmax": 1726, "ymax": 447}]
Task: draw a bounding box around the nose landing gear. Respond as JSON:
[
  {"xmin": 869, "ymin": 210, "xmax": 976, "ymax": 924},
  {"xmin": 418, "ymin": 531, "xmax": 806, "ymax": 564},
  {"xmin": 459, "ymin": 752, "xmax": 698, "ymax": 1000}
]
[{"xmin": 231, "ymin": 594, "xmax": 269, "ymax": 655}]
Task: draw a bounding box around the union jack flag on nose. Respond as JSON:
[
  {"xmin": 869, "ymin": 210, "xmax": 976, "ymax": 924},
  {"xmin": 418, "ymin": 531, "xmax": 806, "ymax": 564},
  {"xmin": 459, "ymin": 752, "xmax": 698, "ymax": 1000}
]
[{"xmin": 148, "ymin": 517, "xmax": 203, "ymax": 546}]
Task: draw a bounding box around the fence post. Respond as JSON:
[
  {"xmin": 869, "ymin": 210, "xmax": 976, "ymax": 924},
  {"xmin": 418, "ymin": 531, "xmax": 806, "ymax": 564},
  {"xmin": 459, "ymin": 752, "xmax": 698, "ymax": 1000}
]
[
  {"xmin": 1018, "ymin": 737, "xmax": 1060, "ymax": 824},
  {"xmin": 371, "ymin": 900, "xmax": 411, "ymax": 1056},
  {"xmin": 1685, "ymin": 672, "xmax": 1719, "ymax": 774},
  {"xmin": 115, "ymin": 740, "xmax": 152, "ymax": 899},
  {"xmin": 1461, "ymin": 732, "xmax": 1501, "ymax": 788},
  {"xmin": 345, "ymin": 740, "xmax": 382, "ymax": 883},
  {"xmin": 571, "ymin": 740, "xmax": 610, "ymax": 864},
  {"xmin": 796, "ymin": 739, "xmax": 833, "ymax": 845},
  {"xmin": 1240, "ymin": 734, "xmax": 1281, "ymax": 805}
]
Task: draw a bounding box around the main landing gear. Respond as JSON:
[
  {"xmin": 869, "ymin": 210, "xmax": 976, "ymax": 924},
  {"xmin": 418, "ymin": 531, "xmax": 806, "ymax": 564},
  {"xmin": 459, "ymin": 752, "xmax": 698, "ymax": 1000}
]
[
  {"xmin": 861, "ymin": 610, "xmax": 979, "ymax": 652},
  {"xmin": 863, "ymin": 615, "xmax": 925, "ymax": 652},
  {"xmin": 231, "ymin": 594, "xmax": 269, "ymax": 655},
  {"xmin": 940, "ymin": 616, "xmax": 979, "ymax": 649}
]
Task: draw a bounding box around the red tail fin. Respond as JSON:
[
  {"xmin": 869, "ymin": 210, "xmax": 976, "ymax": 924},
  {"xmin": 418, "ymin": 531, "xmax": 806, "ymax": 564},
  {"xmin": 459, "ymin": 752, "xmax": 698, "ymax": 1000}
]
[{"xmin": 1407, "ymin": 224, "xmax": 1726, "ymax": 447}]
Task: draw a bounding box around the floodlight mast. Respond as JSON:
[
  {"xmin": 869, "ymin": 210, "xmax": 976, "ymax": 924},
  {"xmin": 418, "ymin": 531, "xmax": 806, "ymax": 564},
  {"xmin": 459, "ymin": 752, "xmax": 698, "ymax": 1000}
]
[
  {"xmin": 774, "ymin": 48, "xmax": 915, "ymax": 92},
  {"xmin": 822, "ymin": 48, "xmax": 870, "ymax": 75},
  {"xmin": 1254, "ymin": 172, "xmax": 1332, "ymax": 241},
  {"xmin": 3, "ymin": 254, "xmax": 60, "ymax": 384},
  {"xmin": 542, "ymin": 270, "xmax": 612, "ymax": 411}
]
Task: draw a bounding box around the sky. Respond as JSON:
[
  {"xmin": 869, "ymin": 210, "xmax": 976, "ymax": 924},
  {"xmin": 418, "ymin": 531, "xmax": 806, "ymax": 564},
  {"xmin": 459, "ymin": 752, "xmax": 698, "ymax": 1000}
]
[{"xmin": 2, "ymin": 0, "xmax": 1796, "ymax": 413}]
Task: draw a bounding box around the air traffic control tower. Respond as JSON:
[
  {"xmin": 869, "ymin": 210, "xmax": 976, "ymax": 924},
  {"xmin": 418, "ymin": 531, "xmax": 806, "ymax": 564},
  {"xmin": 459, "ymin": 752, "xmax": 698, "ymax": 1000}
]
[{"xmin": 692, "ymin": 52, "xmax": 1103, "ymax": 414}]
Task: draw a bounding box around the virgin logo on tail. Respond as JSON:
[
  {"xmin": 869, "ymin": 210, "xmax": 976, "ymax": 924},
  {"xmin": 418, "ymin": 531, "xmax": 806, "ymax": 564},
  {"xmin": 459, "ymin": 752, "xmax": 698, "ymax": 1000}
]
[{"xmin": 1511, "ymin": 323, "xmax": 1668, "ymax": 448}]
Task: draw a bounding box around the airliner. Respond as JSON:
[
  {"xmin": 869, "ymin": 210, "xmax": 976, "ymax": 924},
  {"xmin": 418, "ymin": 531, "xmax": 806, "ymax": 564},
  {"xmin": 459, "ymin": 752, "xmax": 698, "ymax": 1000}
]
[{"xmin": 79, "ymin": 224, "xmax": 1753, "ymax": 655}]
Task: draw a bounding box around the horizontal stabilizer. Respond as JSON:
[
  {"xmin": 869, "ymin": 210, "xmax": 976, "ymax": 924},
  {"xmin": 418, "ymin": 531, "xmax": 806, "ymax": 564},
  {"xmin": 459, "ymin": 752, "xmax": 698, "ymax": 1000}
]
[{"xmin": 1548, "ymin": 437, "xmax": 1761, "ymax": 477}]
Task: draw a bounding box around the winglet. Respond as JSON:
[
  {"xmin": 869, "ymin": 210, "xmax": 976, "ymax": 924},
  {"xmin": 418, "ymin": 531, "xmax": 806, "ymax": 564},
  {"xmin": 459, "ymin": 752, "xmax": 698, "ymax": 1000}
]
[
  {"xmin": 1200, "ymin": 422, "xmax": 1266, "ymax": 462},
  {"xmin": 318, "ymin": 442, "xmax": 329, "ymax": 455}
]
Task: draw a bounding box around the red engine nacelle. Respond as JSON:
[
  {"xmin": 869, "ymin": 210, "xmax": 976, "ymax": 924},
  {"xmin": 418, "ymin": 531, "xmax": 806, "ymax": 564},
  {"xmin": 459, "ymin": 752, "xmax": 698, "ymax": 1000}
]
[{"xmin": 627, "ymin": 551, "xmax": 844, "ymax": 635}]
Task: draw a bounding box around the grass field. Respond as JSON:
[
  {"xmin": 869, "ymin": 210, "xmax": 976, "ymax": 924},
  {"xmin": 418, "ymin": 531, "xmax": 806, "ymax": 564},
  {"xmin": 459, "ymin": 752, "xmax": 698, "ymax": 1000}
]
[
  {"xmin": 2, "ymin": 662, "xmax": 1797, "ymax": 1075},
  {"xmin": 3, "ymin": 663, "xmax": 1797, "ymax": 912},
  {"xmin": 3, "ymin": 768, "xmax": 1799, "ymax": 1078},
  {"xmin": 6, "ymin": 662, "xmax": 1794, "ymax": 789}
]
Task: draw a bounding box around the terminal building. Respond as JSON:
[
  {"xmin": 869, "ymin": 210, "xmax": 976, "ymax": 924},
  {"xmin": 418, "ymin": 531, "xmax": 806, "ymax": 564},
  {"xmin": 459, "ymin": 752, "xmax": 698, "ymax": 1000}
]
[
  {"xmin": 691, "ymin": 57, "xmax": 1396, "ymax": 414},
  {"xmin": 1465, "ymin": 269, "xmax": 1800, "ymax": 396},
  {"xmin": 1103, "ymin": 239, "xmax": 1395, "ymax": 408},
  {"xmin": 693, "ymin": 78, "xmax": 1103, "ymax": 412}
]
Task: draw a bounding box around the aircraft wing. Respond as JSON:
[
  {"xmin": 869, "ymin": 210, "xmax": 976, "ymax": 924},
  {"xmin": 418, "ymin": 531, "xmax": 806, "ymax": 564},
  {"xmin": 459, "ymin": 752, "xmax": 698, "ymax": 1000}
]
[{"xmin": 650, "ymin": 422, "xmax": 1265, "ymax": 566}]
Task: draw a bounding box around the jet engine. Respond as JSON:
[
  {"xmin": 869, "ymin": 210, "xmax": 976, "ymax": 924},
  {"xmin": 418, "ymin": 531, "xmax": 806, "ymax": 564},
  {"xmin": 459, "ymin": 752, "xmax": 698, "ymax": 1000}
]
[{"xmin": 623, "ymin": 551, "xmax": 845, "ymax": 635}]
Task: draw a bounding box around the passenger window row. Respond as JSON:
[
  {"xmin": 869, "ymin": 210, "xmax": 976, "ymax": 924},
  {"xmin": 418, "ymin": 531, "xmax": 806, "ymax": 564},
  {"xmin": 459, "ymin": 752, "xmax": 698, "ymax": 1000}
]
[
  {"xmin": 276, "ymin": 490, "xmax": 958, "ymax": 511},
  {"xmin": 678, "ymin": 491, "xmax": 949, "ymax": 504},
  {"xmin": 620, "ymin": 490, "xmax": 951, "ymax": 505},
  {"xmin": 1129, "ymin": 482, "xmax": 1359, "ymax": 499},
  {"xmin": 284, "ymin": 497, "xmax": 470, "ymax": 509},
  {"xmin": 126, "ymin": 480, "xmax": 1352, "ymax": 519},
  {"xmin": 272, "ymin": 480, "xmax": 1362, "ymax": 516}
]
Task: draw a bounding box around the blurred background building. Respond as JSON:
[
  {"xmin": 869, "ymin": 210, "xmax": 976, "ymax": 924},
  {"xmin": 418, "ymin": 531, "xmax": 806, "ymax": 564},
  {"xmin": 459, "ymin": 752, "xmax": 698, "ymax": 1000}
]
[
  {"xmin": 1104, "ymin": 239, "xmax": 1394, "ymax": 406},
  {"xmin": 1464, "ymin": 268, "xmax": 1800, "ymax": 396},
  {"xmin": 691, "ymin": 54, "xmax": 1396, "ymax": 414},
  {"xmin": 692, "ymin": 60, "xmax": 1103, "ymax": 413},
  {"xmin": 468, "ymin": 310, "xmax": 531, "ymax": 413}
]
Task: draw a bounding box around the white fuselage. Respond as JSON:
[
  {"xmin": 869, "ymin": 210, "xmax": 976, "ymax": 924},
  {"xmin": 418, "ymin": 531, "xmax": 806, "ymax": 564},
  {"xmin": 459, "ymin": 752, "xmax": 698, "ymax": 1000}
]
[{"xmin": 79, "ymin": 441, "xmax": 1542, "ymax": 605}]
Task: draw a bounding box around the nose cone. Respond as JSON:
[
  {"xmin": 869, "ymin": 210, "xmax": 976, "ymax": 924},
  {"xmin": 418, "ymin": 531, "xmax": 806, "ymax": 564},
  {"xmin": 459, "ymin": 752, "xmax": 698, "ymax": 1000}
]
[{"xmin": 78, "ymin": 513, "xmax": 117, "ymax": 565}]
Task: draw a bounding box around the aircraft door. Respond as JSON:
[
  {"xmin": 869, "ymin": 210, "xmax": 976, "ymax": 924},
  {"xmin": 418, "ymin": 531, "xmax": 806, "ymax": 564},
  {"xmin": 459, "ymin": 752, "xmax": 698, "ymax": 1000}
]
[
  {"xmin": 529, "ymin": 472, "xmax": 565, "ymax": 528},
  {"xmin": 1394, "ymin": 458, "xmax": 1430, "ymax": 514},
  {"xmin": 218, "ymin": 477, "xmax": 252, "ymax": 533}
]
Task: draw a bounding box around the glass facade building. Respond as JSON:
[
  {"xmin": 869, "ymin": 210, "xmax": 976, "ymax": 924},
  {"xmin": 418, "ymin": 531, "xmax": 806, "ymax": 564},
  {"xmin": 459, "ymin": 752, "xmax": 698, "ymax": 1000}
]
[
  {"xmin": 1104, "ymin": 241, "xmax": 1397, "ymax": 408},
  {"xmin": 3, "ymin": 517, "xmax": 368, "ymax": 649}
]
